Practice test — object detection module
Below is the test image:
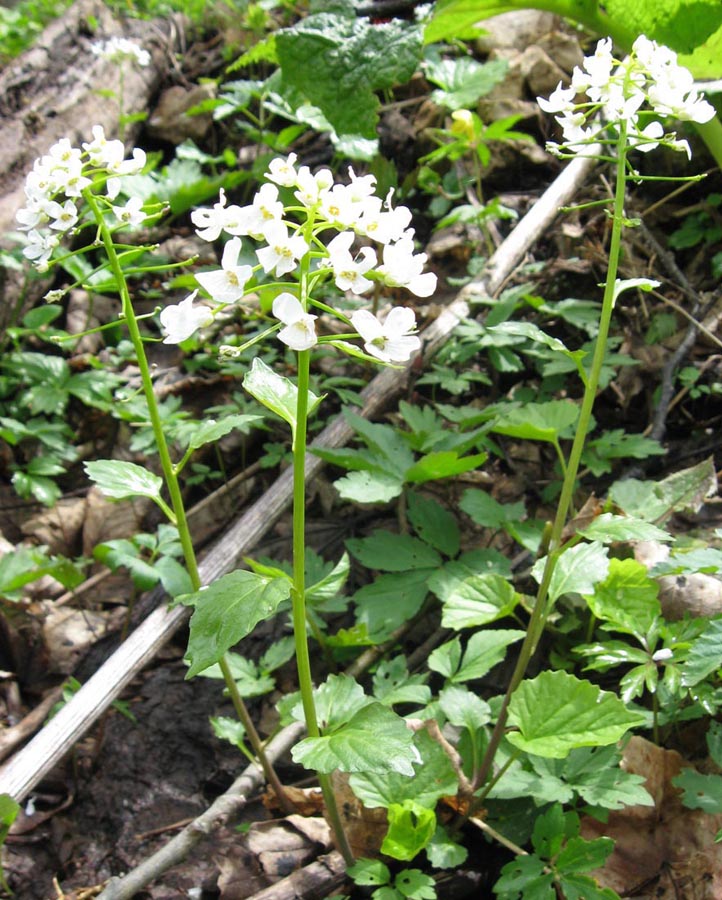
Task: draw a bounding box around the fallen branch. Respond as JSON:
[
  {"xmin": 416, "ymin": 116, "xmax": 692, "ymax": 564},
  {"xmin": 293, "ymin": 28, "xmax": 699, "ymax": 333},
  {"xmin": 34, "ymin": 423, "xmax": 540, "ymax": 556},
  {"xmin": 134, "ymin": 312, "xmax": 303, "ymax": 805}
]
[{"xmin": 0, "ymin": 149, "xmax": 599, "ymax": 808}]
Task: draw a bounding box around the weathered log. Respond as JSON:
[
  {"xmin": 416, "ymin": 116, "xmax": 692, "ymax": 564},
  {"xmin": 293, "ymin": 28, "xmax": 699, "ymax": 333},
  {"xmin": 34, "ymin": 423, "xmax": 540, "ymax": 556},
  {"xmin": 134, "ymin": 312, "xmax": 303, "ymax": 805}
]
[{"xmin": 0, "ymin": 0, "xmax": 183, "ymax": 324}]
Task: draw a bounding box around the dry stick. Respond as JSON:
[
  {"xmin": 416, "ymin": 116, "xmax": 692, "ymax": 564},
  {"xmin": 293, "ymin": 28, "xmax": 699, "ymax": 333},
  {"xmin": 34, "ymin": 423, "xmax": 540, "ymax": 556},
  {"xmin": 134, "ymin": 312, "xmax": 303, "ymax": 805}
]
[
  {"xmin": 97, "ymin": 722, "xmax": 305, "ymax": 900},
  {"xmin": 241, "ymin": 851, "xmax": 347, "ymax": 900},
  {"xmin": 0, "ymin": 149, "xmax": 598, "ymax": 810}
]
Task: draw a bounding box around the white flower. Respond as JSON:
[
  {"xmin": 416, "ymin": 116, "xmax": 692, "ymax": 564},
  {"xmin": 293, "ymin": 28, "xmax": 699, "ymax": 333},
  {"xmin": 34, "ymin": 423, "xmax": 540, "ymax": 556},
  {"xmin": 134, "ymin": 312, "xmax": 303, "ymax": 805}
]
[
  {"xmin": 377, "ymin": 237, "xmax": 437, "ymax": 297},
  {"xmin": 327, "ymin": 231, "xmax": 376, "ymax": 294},
  {"xmin": 266, "ymin": 153, "xmax": 298, "ymax": 187},
  {"xmin": 272, "ymin": 292, "xmax": 317, "ymax": 351},
  {"xmin": 159, "ymin": 291, "xmax": 213, "ymax": 344},
  {"xmin": 91, "ymin": 37, "xmax": 150, "ymax": 67},
  {"xmin": 22, "ymin": 229, "xmax": 60, "ymax": 267},
  {"xmin": 294, "ymin": 166, "xmax": 333, "ymax": 208},
  {"xmin": 234, "ymin": 183, "xmax": 284, "ymax": 239},
  {"xmin": 16, "ymin": 198, "xmax": 48, "ymax": 231},
  {"xmin": 195, "ymin": 237, "xmax": 253, "ymax": 304},
  {"xmin": 537, "ymin": 82, "xmax": 576, "ymax": 115},
  {"xmin": 357, "ymin": 190, "xmax": 412, "ymax": 244},
  {"xmin": 46, "ymin": 198, "xmax": 79, "ymax": 231},
  {"xmin": 190, "ymin": 189, "xmax": 245, "ymax": 242},
  {"xmin": 111, "ymin": 196, "xmax": 146, "ymax": 228},
  {"xmin": 351, "ymin": 307, "xmax": 421, "ymax": 363},
  {"xmin": 256, "ymin": 221, "xmax": 308, "ymax": 277}
]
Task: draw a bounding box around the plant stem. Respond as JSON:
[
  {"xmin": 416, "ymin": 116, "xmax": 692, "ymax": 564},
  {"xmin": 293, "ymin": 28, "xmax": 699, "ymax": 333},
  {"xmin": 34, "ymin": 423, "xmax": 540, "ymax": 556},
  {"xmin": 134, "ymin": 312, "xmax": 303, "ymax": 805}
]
[
  {"xmin": 471, "ymin": 126, "xmax": 630, "ymax": 795},
  {"xmin": 85, "ymin": 191, "xmax": 290, "ymax": 809},
  {"xmin": 291, "ymin": 349, "xmax": 354, "ymax": 865}
]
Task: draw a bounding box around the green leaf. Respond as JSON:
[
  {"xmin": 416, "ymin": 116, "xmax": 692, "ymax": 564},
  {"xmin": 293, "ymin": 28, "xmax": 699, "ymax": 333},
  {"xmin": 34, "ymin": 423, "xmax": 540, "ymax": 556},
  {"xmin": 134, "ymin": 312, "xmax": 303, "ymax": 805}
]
[
  {"xmin": 373, "ymin": 656, "xmax": 431, "ymax": 707},
  {"xmin": 429, "ymin": 566, "xmax": 518, "ymax": 629},
  {"xmin": 507, "ymin": 671, "xmax": 646, "ymax": 758},
  {"xmin": 426, "ymin": 826, "xmax": 469, "ymax": 869},
  {"xmin": 494, "ymin": 854, "xmax": 553, "ymax": 900},
  {"xmin": 582, "ymin": 558, "xmax": 661, "ymax": 636},
  {"xmin": 535, "ymin": 542, "xmax": 609, "ymax": 604},
  {"xmin": 276, "ymin": 14, "xmax": 423, "ymax": 138},
  {"xmin": 556, "ymin": 834, "xmax": 615, "ymax": 873},
  {"xmin": 425, "ymin": 54, "xmax": 508, "ymax": 109},
  {"xmin": 200, "ymin": 652, "xmax": 275, "ymax": 697},
  {"xmin": 578, "ymin": 513, "xmax": 672, "ymax": 544},
  {"xmin": 84, "ymin": 459, "xmax": 163, "ymax": 503},
  {"xmin": 350, "ymin": 729, "xmax": 459, "ymax": 809},
  {"xmin": 555, "ymin": 872, "xmax": 620, "ymax": 900},
  {"xmin": 210, "ymin": 714, "xmax": 247, "ymax": 748},
  {"xmin": 492, "ymin": 400, "xmax": 580, "ymax": 444},
  {"xmin": 610, "ymin": 457, "xmax": 717, "ymax": 523},
  {"xmin": 304, "ymin": 674, "xmax": 371, "ymax": 730},
  {"xmin": 344, "ymin": 409, "xmax": 416, "ymax": 475},
  {"xmin": 179, "ymin": 570, "xmax": 291, "ymax": 677},
  {"xmin": 292, "ymin": 702, "xmax": 418, "ymax": 774},
  {"xmin": 460, "ymin": 489, "xmax": 525, "ymax": 530},
  {"xmin": 407, "ymin": 492, "xmax": 460, "ymax": 558},
  {"xmin": 347, "ymin": 531, "xmax": 442, "ymax": 572},
  {"xmin": 382, "ymin": 801, "xmax": 437, "ymax": 861},
  {"xmin": 611, "ymin": 278, "xmax": 660, "ymax": 303},
  {"xmin": 405, "ymin": 450, "xmax": 488, "ymax": 483},
  {"xmin": 186, "ymin": 413, "xmax": 263, "ymax": 451},
  {"xmin": 673, "ymin": 768, "xmax": 722, "ymax": 813},
  {"xmin": 428, "ymin": 637, "xmax": 463, "ymax": 679},
  {"xmin": 682, "ymin": 618, "xmax": 722, "ymax": 686},
  {"xmin": 439, "ymin": 684, "xmax": 491, "ymax": 731},
  {"xmin": 486, "ymin": 322, "xmax": 586, "ymax": 367},
  {"xmin": 348, "ymin": 858, "xmax": 391, "ymax": 887},
  {"xmin": 335, "ymin": 469, "xmax": 405, "ymax": 503},
  {"xmin": 452, "ymin": 629, "xmax": 525, "ymax": 682},
  {"xmin": 394, "ymin": 868, "xmax": 437, "ymax": 899},
  {"xmin": 243, "ymin": 357, "xmax": 322, "ymax": 447},
  {"xmin": 354, "ymin": 570, "xmax": 430, "ymax": 641}
]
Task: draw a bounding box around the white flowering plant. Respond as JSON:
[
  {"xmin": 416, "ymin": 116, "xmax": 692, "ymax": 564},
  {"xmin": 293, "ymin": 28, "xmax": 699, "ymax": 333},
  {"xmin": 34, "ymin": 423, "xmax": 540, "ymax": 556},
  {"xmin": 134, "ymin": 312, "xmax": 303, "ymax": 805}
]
[
  {"xmin": 90, "ymin": 37, "xmax": 151, "ymax": 141},
  {"xmin": 15, "ymin": 128, "xmax": 438, "ymax": 863}
]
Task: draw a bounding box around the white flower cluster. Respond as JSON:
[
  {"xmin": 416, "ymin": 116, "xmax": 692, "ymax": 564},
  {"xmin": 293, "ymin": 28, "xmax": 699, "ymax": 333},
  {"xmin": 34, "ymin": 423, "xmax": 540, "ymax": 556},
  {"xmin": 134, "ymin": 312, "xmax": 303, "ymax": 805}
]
[
  {"xmin": 161, "ymin": 154, "xmax": 436, "ymax": 363},
  {"xmin": 91, "ymin": 37, "xmax": 151, "ymax": 68},
  {"xmin": 15, "ymin": 126, "xmax": 148, "ymax": 270},
  {"xmin": 538, "ymin": 36, "xmax": 715, "ymax": 157}
]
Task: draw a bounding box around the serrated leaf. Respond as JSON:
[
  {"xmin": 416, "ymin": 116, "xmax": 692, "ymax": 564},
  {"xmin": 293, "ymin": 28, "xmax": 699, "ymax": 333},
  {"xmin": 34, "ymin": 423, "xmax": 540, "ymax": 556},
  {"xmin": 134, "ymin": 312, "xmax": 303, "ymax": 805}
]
[
  {"xmin": 425, "ymin": 55, "xmax": 508, "ymax": 109},
  {"xmin": 405, "ymin": 450, "xmax": 488, "ymax": 483},
  {"xmin": 84, "ymin": 459, "xmax": 163, "ymax": 502},
  {"xmin": 354, "ymin": 570, "xmax": 430, "ymax": 641},
  {"xmin": 426, "ymin": 826, "xmax": 469, "ymax": 869},
  {"xmin": 407, "ymin": 493, "xmax": 460, "ymax": 557},
  {"xmin": 439, "ymin": 684, "xmax": 491, "ymax": 731},
  {"xmin": 453, "ymin": 629, "xmax": 525, "ymax": 682},
  {"xmin": 610, "ymin": 457, "xmax": 717, "ymax": 523},
  {"xmin": 186, "ymin": 413, "xmax": 263, "ymax": 451},
  {"xmin": 578, "ymin": 513, "xmax": 672, "ymax": 544},
  {"xmin": 429, "ymin": 566, "xmax": 518, "ymax": 629},
  {"xmin": 507, "ymin": 671, "xmax": 646, "ymax": 758},
  {"xmin": 492, "ymin": 400, "xmax": 580, "ymax": 444},
  {"xmin": 674, "ymin": 769, "xmax": 722, "ymax": 813},
  {"xmin": 682, "ymin": 618, "xmax": 722, "ymax": 686},
  {"xmin": 494, "ymin": 855, "xmax": 553, "ymax": 900},
  {"xmin": 179, "ymin": 571, "xmax": 291, "ymax": 677},
  {"xmin": 582, "ymin": 558, "xmax": 660, "ymax": 636},
  {"xmin": 347, "ymin": 858, "xmax": 391, "ymax": 886},
  {"xmin": 243, "ymin": 357, "xmax": 322, "ymax": 447},
  {"xmin": 535, "ymin": 542, "xmax": 609, "ymax": 604},
  {"xmin": 350, "ymin": 729, "xmax": 459, "ymax": 810},
  {"xmin": 347, "ymin": 531, "xmax": 442, "ymax": 572},
  {"xmin": 394, "ymin": 867, "xmax": 437, "ymax": 899},
  {"xmin": 335, "ymin": 469, "xmax": 404, "ymax": 503},
  {"xmin": 459, "ymin": 489, "xmax": 526, "ymax": 530},
  {"xmin": 292, "ymin": 702, "xmax": 418, "ymax": 774},
  {"xmin": 381, "ymin": 801, "xmax": 437, "ymax": 861},
  {"xmin": 276, "ymin": 14, "xmax": 423, "ymax": 138}
]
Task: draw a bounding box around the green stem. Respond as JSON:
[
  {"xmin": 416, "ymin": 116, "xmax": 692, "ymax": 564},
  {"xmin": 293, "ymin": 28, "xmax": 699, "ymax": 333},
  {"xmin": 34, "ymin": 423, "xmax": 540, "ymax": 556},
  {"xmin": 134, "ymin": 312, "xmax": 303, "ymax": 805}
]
[
  {"xmin": 471, "ymin": 125, "xmax": 630, "ymax": 795},
  {"xmin": 85, "ymin": 190, "xmax": 290, "ymax": 809},
  {"xmin": 291, "ymin": 349, "xmax": 354, "ymax": 865}
]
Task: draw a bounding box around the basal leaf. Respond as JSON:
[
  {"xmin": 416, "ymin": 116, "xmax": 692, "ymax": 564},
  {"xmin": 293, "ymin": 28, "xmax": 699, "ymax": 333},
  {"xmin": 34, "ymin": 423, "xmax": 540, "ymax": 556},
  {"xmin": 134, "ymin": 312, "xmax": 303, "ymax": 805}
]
[
  {"xmin": 535, "ymin": 542, "xmax": 609, "ymax": 604},
  {"xmin": 381, "ymin": 801, "xmax": 436, "ymax": 861},
  {"xmin": 491, "ymin": 399, "xmax": 580, "ymax": 444},
  {"xmin": 187, "ymin": 413, "xmax": 263, "ymax": 451},
  {"xmin": 507, "ymin": 671, "xmax": 646, "ymax": 758},
  {"xmin": 405, "ymin": 450, "xmax": 488, "ymax": 483},
  {"xmin": 335, "ymin": 470, "xmax": 404, "ymax": 503},
  {"xmin": 577, "ymin": 513, "xmax": 672, "ymax": 544},
  {"xmin": 682, "ymin": 618, "xmax": 722, "ymax": 686},
  {"xmin": 243, "ymin": 357, "xmax": 322, "ymax": 447},
  {"xmin": 429, "ymin": 567, "xmax": 518, "ymax": 629},
  {"xmin": 407, "ymin": 492, "xmax": 460, "ymax": 558},
  {"xmin": 354, "ymin": 569, "xmax": 430, "ymax": 641},
  {"xmin": 459, "ymin": 488, "xmax": 525, "ymax": 530},
  {"xmin": 672, "ymin": 768, "xmax": 722, "ymax": 813},
  {"xmin": 292, "ymin": 702, "xmax": 418, "ymax": 774},
  {"xmin": 84, "ymin": 459, "xmax": 163, "ymax": 502},
  {"xmin": 347, "ymin": 531, "xmax": 442, "ymax": 572},
  {"xmin": 276, "ymin": 14, "xmax": 423, "ymax": 138},
  {"xmin": 439, "ymin": 684, "xmax": 491, "ymax": 731},
  {"xmin": 350, "ymin": 729, "xmax": 459, "ymax": 809},
  {"xmin": 582, "ymin": 558, "xmax": 660, "ymax": 636},
  {"xmin": 453, "ymin": 629, "xmax": 525, "ymax": 682},
  {"xmin": 180, "ymin": 570, "xmax": 291, "ymax": 677}
]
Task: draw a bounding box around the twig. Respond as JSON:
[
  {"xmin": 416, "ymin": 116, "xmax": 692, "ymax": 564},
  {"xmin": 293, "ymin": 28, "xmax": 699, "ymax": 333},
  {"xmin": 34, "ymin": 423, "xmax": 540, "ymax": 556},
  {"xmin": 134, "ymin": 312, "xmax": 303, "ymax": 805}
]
[
  {"xmin": 96, "ymin": 722, "xmax": 305, "ymax": 900},
  {"xmin": 242, "ymin": 851, "xmax": 347, "ymax": 900}
]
